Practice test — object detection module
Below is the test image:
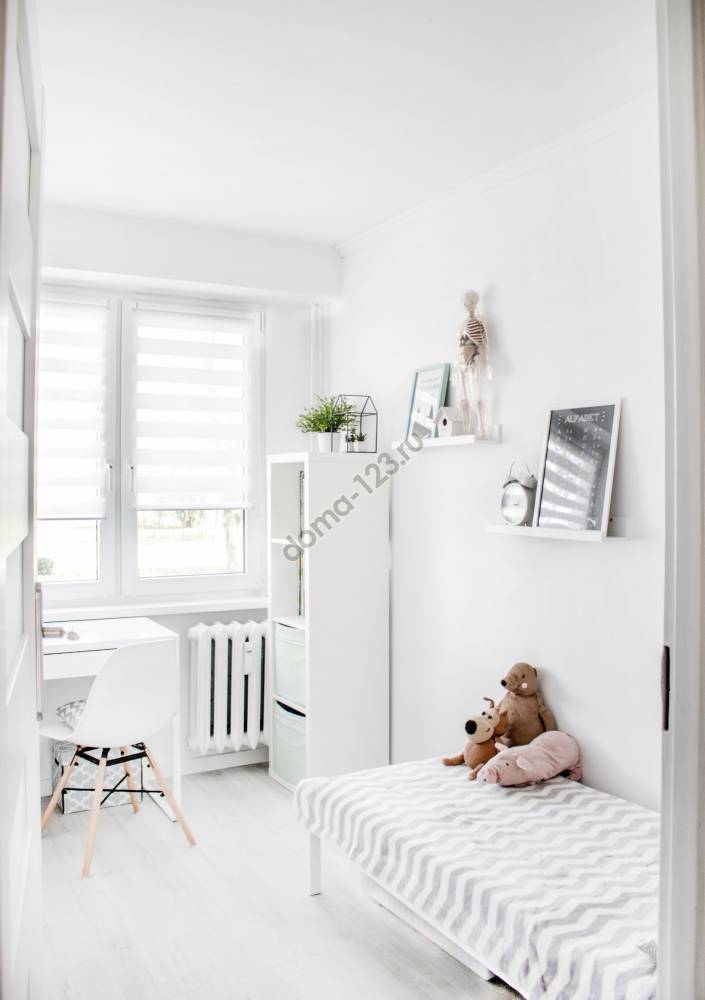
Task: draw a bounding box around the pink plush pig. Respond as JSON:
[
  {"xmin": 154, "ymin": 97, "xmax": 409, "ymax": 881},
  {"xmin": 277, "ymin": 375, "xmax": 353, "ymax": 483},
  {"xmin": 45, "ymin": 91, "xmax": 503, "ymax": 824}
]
[{"xmin": 477, "ymin": 731, "xmax": 581, "ymax": 786}]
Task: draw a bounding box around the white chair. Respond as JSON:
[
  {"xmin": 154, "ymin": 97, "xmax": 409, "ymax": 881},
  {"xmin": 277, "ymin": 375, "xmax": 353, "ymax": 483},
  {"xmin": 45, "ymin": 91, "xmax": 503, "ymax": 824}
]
[{"xmin": 40, "ymin": 639, "xmax": 195, "ymax": 877}]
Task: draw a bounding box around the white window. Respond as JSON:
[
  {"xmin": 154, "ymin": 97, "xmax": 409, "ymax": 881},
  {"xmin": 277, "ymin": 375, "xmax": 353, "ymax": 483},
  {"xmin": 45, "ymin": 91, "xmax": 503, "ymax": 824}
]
[
  {"xmin": 36, "ymin": 295, "xmax": 117, "ymax": 601},
  {"xmin": 36, "ymin": 289, "xmax": 264, "ymax": 607},
  {"xmin": 120, "ymin": 300, "xmax": 260, "ymax": 596}
]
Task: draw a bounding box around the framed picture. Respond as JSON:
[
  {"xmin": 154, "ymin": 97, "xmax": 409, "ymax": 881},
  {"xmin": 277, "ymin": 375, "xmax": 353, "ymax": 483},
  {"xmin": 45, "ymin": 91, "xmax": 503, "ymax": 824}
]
[
  {"xmin": 406, "ymin": 364, "xmax": 450, "ymax": 440},
  {"xmin": 534, "ymin": 401, "xmax": 621, "ymax": 537}
]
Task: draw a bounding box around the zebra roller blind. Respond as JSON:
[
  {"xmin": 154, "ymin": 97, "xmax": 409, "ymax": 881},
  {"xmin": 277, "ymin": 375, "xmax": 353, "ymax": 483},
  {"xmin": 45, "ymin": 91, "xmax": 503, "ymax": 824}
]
[
  {"xmin": 36, "ymin": 298, "xmax": 112, "ymax": 519},
  {"xmin": 124, "ymin": 302, "xmax": 255, "ymax": 512}
]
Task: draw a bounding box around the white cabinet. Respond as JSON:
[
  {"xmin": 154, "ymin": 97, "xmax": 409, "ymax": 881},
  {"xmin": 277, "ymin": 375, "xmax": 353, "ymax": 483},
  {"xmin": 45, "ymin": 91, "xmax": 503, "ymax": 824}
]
[{"xmin": 267, "ymin": 452, "xmax": 390, "ymax": 789}]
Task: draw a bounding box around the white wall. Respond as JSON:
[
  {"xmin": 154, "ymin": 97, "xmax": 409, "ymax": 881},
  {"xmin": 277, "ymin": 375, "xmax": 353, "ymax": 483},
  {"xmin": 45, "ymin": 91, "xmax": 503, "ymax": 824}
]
[
  {"xmin": 329, "ymin": 96, "xmax": 664, "ymax": 809},
  {"xmin": 42, "ymin": 205, "xmax": 341, "ymax": 300},
  {"xmin": 264, "ymin": 303, "xmax": 316, "ymax": 456}
]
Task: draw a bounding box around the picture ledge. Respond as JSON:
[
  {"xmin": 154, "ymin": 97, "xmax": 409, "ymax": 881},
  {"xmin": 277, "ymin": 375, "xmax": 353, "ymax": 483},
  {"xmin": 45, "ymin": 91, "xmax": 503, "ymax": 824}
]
[
  {"xmin": 391, "ymin": 426, "xmax": 502, "ymax": 450},
  {"xmin": 485, "ymin": 518, "xmax": 628, "ymax": 541}
]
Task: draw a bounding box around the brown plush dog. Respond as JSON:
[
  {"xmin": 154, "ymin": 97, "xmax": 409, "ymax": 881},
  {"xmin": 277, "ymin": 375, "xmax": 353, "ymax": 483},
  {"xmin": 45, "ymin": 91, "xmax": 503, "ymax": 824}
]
[
  {"xmin": 443, "ymin": 697, "xmax": 501, "ymax": 779},
  {"xmin": 495, "ymin": 662, "xmax": 557, "ymax": 747}
]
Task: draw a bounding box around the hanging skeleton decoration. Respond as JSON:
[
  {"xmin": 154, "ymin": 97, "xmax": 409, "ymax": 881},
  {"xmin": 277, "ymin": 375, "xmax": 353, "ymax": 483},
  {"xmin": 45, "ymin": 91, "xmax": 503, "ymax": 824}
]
[{"xmin": 451, "ymin": 289, "xmax": 494, "ymax": 437}]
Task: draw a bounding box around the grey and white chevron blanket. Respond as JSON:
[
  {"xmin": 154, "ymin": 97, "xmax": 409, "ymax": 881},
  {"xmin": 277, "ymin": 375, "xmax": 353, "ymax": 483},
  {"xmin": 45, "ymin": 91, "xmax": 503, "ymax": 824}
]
[{"xmin": 294, "ymin": 758, "xmax": 658, "ymax": 1000}]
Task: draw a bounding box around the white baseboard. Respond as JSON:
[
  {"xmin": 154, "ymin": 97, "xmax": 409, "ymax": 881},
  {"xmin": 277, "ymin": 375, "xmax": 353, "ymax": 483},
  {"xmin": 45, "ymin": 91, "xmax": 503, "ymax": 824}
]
[
  {"xmin": 40, "ymin": 746, "xmax": 269, "ymax": 797},
  {"xmin": 183, "ymin": 746, "xmax": 269, "ymax": 775}
]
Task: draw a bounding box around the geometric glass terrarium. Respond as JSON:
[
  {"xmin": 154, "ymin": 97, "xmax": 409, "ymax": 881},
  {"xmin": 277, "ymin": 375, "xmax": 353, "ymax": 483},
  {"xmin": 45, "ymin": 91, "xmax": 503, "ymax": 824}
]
[{"xmin": 334, "ymin": 394, "xmax": 378, "ymax": 453}]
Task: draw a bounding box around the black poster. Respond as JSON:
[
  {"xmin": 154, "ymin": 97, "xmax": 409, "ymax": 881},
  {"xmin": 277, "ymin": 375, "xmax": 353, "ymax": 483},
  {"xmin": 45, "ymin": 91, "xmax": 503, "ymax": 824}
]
[{"xmin": 537, "ymin": 405, "xmax": 616, "ymax": 531}]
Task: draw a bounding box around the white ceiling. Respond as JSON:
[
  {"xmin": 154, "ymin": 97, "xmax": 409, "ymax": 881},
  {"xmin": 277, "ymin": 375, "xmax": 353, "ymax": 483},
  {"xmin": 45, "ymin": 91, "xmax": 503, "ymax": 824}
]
[{"xmin": 38, "ymin": 0, "xmax": 656, "ymax": 246}]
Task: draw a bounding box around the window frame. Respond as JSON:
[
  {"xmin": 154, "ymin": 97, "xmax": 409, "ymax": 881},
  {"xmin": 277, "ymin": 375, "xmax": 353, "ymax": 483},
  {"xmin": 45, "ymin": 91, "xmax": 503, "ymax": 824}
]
[
  {"xmin": 118, "ymin": 296, "xmax": 265, "ymax": 599},
  {"xmin": 40, "ymin": 285, "xmax": 266, "ymax": 610},
  {"xmin": 37, "ymin": 287, "xmax": 119, "ymax": 605}
]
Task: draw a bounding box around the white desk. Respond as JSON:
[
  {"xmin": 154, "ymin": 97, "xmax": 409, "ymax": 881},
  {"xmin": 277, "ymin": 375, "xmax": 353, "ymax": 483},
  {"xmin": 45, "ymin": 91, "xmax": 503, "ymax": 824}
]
[{"xmin": 43, "ymin": 617, "xmax": 181, "ymax": 810}]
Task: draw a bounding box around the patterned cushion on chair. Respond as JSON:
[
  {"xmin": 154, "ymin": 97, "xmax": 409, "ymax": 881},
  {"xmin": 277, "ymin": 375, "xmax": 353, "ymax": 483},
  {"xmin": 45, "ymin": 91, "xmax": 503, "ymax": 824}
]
[{"xmin": 56, "ymin": 699, "xmax": 86, "ymax": 730}]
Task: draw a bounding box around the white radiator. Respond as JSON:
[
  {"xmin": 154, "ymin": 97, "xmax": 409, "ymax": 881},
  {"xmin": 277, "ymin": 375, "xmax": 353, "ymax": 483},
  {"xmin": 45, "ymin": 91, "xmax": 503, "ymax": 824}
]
[{"xmin": 188, "ymin": 620, "xmax": 268, "ymax": 756}]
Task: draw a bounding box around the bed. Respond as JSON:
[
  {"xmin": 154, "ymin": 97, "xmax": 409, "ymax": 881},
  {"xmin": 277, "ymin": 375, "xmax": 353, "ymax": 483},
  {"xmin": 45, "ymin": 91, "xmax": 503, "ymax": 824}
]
[{"xmin": 294, "ymin": 758, "xmax": 659, "ymax": 1000}]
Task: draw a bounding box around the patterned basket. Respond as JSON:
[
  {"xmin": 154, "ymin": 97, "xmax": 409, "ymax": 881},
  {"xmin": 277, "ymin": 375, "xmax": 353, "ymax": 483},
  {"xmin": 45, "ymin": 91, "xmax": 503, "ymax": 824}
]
[{"xmin": 51, "ymin": 742, "xmax": 144, "ymax": 814}]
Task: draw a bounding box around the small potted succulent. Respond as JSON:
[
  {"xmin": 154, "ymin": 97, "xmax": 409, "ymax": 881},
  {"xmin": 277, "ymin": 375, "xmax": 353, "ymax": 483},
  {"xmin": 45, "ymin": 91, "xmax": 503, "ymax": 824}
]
[
  {"xmin": 296, "ymin": 395, "xmax": 356, "ymax": 453},
  {"xmin": 346, "ymin": 430, "xmax": 367, "ymax": 453}
]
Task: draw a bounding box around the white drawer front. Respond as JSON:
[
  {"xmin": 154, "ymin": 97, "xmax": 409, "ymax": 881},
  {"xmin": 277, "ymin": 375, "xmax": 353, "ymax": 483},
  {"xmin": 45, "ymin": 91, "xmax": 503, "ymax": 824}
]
[
  {"xmin": 44, "ymin": 649, "xmax": 114, "ymax": 681},
  {"xmin": 272, "ymin": 700, "xmax": 306, "ymax": 787},
  {"xmin": 274, "ymin": 624, "xmax": 306, "ymax": 708}
]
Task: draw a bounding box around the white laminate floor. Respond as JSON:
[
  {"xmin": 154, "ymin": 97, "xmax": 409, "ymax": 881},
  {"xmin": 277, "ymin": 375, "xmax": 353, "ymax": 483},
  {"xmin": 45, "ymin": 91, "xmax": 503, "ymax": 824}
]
[{"xmin": 41, "ymin": 764, "xmax": 517, "ymax": 1000}]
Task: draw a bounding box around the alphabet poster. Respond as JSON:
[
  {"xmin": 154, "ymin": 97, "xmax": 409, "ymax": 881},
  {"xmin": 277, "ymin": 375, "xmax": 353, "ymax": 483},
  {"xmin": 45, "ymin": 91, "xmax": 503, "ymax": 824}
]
[{"xmin": 536, "ymin": 404, "xmax": 618, "ymax": 532}]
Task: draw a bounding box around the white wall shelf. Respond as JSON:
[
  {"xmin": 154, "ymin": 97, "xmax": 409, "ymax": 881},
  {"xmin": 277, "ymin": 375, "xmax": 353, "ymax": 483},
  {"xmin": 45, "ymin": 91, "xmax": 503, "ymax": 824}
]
[
  {"xmin": 486, "ymin": 519, "xmax": 627, "ymax": 541},
  {"xmin": 422, "ymin": 434, "xmax": 476, "ymax": 448},
  {"xmin": 391, "ymin": 427, "xmax": 501, "ymax": 450}
]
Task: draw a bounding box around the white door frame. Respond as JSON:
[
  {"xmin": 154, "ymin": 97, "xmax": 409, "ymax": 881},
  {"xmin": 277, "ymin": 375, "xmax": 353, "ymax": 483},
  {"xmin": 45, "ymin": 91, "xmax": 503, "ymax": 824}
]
[
  {"xmin": 657, "ymin": 0, "xmax": 705, "ymax": 996},
  {"xmin": 0, "ymin": 0, "xmax": 44, "ymax": 995}
]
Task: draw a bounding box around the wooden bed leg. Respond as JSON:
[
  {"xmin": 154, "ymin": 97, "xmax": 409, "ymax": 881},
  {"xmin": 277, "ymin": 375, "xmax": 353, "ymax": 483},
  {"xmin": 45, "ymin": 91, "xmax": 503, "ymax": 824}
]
[{"xmin": 308, "ymin": 832, "xmax": 321, "ymax": 896}]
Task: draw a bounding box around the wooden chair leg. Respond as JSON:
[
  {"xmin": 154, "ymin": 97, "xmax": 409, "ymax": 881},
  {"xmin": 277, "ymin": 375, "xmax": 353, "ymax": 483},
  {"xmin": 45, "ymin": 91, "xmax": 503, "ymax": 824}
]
[
  {"xmin": 120, "ymin": 747, "xmax": 140, "ymax": 813},
  {"xmin": 144, "ymin": 745, "xmax": 195, "ymax": 847},
  {"xmin": 82, "ymin": 750, "xmax": 108, "ymax": 878},
  {"xmin": 41, "ymin": 746, "xmax": 80, "ymax": 832}
]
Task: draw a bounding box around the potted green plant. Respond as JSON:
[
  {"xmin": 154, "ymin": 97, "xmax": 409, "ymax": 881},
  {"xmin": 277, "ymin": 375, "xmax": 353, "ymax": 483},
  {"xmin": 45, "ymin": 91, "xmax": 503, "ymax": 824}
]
[{"xmin": 296, "ymin": 395, "xmax": 355, "ymax": 453}]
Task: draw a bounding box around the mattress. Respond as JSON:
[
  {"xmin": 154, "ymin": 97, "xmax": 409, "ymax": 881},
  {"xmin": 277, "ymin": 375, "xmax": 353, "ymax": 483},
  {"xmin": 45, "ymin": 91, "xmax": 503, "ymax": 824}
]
[{"xmin": 294, "ymin": 758, "xmax": 659, "ymax": 1000}]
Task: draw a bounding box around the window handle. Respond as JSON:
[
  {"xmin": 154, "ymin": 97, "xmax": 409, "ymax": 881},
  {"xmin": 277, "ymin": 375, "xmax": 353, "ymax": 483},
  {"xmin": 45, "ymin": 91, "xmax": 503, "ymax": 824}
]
[
  {"xmin": 105, "ymin": 461, "xmax": 113, "ymax": 493},
  {"xmin": 128, "ymin": 461, "xmax": 135, "ymax": 492}
]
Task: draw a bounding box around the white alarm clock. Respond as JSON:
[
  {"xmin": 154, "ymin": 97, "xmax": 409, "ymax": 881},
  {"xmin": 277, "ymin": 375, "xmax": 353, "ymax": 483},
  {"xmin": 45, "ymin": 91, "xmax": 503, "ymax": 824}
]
[{"xmin": 501, "ymin": 461, "xmax": 537, "ymax": 526}]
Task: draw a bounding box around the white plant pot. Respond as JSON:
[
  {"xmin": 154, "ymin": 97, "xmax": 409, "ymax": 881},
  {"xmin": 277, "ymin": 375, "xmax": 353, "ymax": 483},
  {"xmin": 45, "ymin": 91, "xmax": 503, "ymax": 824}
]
[{"xmin": 315, "ymin": 432, "xmax": 342, "ymax": 453}]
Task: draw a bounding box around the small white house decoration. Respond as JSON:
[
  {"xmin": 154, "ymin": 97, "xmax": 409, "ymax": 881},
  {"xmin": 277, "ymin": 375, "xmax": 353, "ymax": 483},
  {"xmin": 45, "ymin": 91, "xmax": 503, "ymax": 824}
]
[{"xmin": 435, "ymin": 406, "xmax": 465, "ymax": 437}]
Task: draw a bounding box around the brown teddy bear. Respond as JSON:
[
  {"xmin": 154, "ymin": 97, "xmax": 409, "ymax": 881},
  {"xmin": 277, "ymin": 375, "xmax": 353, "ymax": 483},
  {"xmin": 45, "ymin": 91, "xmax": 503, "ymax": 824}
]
[
  {"xmin": 495, "ymin": 662, "xmax": 557, "ymax": 747},
  {"xmin": 443, "ymin": 697, "xmax": 502, "ymax": 779}
]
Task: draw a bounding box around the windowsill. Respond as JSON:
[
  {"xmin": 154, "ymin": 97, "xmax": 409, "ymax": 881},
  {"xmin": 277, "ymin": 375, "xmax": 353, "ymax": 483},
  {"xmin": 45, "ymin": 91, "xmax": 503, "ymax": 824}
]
[{"xmin": 44, "ymin": 594, "xmax": 269, "ymax": 622}]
